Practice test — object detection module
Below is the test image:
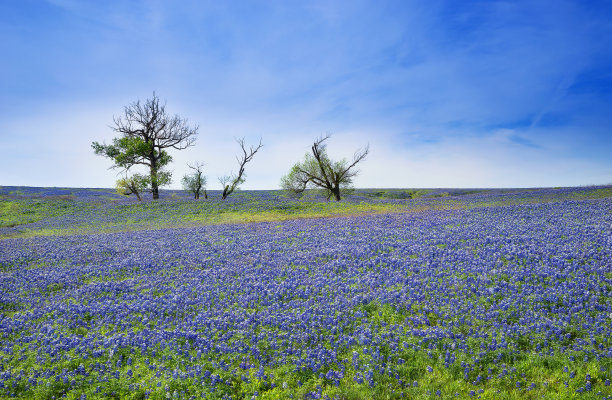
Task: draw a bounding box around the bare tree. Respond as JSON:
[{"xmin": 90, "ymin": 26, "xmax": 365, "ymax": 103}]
[
  {"xmin": 92, "ymin": 93, "xmax": 198, "ymax": 200},
  {"xmin": 182, "ymin": 162, "xmax": 207, "ymax": 199},
  {"xmin": 281, "ymin": 134, "xmax": 368, "ymax": 201},
  {"xmin": 219, "ymin": 137, "xmax": 263, "ymax": 199}
]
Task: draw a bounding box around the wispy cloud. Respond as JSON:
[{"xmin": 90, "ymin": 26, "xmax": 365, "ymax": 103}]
[{"xmin": 1, "ymin": 0, "xmax": 611, "ymax": 188}]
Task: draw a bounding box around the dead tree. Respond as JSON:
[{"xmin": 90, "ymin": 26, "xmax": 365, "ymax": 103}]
[{"xmin": 219, "ymin": 138, "xmax": 263, "ymax": 199}]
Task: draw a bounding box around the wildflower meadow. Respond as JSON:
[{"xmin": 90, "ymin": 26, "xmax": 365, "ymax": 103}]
[{"xmin": 1, "ymin": 186, "xmax": 611, "ymax": 399}]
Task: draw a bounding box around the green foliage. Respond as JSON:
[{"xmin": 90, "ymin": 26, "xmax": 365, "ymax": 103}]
[
  {"xmin": 115, "ymin": 174, "xmax": 149, "ymax": 201},
  {"xmin": 115, "ymin": 172, "xmax": 171, "ymax": 200},
  {"xmin": 92, "ymin": 136, "xmax": 169, "ymax": 170},
  {"xmin": 363, "ymin": 189, "xmax": 431, "ymax": 199},
  {"xmin": 91, "ymin": 93, "xmax": 198, "ymax": 200},
  {"xmin": 279, "ymin": 164, "xmax": 307, "ymax": 195},
  {"xmin": 282, "ymin": 152, "xmax": 355, "ymax": 199},
  {"xmin": 152, "ymin": 170, "xmax": 172, "ymax": 188},
  {"xmin": 182, "ymin": 171, "xmax": 207, "ymax": 199},
  {"xmin": 281, "ymin": 135, "xmax": 367, "ymax": 201},
  {"xmin": 220, "ymin": 174, "xmax": 244, "ymax": 195},
  {"xmin": 92, "ymin": 137, "xmax": 173, "ymax": 196}
]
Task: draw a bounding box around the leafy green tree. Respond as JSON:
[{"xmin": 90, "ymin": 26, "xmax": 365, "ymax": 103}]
[
  {"xmin": 92, "ymin": 93, "xmax": 198, "ymax": 199},
  {"xmin": 115, "ymin": 174, "xmax": 149, "ymax": 201},
  {"xmin": 182, "ymin": 162, "xmax": 207, "ymax": 199},
  {"xmin": 281, "ymin": 134, "xmax": 368, "ymax": 201}
]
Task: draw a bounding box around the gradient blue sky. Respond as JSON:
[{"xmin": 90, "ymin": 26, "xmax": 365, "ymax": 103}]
[{"xmin": 1, "ymin": 0, "xmax": 611, "ymax": 189}]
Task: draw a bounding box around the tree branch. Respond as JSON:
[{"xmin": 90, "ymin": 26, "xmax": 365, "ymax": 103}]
[{"xmin": 220, "ymin": 137, "xmax": 263, "ymax": 199}]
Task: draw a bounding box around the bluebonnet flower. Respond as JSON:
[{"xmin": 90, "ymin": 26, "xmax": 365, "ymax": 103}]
[{"xmin": 1, "ymin": 187, "xmax": 611, "ymax": 397}]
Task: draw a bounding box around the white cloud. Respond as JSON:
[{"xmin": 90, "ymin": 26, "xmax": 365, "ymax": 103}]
[
  {"xmin": 358, "ymin": 131, "xmax": 612, "ymax": 188},
  {"xmin": 2, "ymin": 1, "xmax": 611, "ymax": 189},
  {"xmin": 1, "ymin": 100, "xmax": 610, "ymax": 190}
]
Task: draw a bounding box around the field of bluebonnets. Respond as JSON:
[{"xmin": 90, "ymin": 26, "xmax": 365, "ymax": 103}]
[{"xmin": 1, "ymin": 185, "xmax": 611, "ymax": 399}]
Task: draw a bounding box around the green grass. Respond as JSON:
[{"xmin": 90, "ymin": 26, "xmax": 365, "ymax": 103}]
[
  {"xmin": 2, "ymin": 186, "xmax": 612, "ymax": 398},
  {"xmin": 573, "ymin": 187, "xmax": 612, "ymax": 199},
  {"xmin": 4, "ymin": 298, "xmax": 608, "ymax": 399},
  {"xmin": 0, "ymin": 197, "xmax": 458, "ymax": 239},
  {"xmin": 360, "ymin": 189, "xmax": 432, "ymax": 199},
  {"xmin": 3, "ymin": 186, "xmax": 611, "ymax": 240}
]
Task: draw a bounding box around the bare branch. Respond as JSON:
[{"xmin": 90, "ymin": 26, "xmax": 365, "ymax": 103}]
[
  {"xmin": 187, "ymin": 161, "xmax": 205, "ymax": 172},
  {"xmin": 93, "ymin": 92, "xmax": 199, "ymax": 200},
  {"xmin": 221, "ymin": 137, "xmax": 263, "ymax": 199},
  {"xmin": 280, "ymin": 134, "xmax": 367, "ymax": 201},
  {"xmin": 338, "ymin": 144, "xmax": 369, "ymax": 181},
  {"xmin": 183, "ymin": 161, "xmax": 207, "ymax": 199},
  {"xmin": 218, "ymin": 175, "xmax": 232, "ymax": 187}
]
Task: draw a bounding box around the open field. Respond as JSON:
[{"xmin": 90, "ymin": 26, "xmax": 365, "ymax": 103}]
[{"xmin": 1, "ymin": 186, "xmax": 611, "ymax": 399}]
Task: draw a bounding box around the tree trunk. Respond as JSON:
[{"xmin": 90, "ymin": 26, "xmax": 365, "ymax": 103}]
[
  {"xmin": 151, "ymin": 178, "xmax": 159, "ymax": 199},
  {"xmin": 204, "ymin": 189, "xmax": 208, "ymax": 199},
  {"xmin": 150, "ymin": 157, "xmax": 159, "ymax": 200},
  {"xmin": 331, "ymin": 186, "xmax": 341, "ymax": 201}
]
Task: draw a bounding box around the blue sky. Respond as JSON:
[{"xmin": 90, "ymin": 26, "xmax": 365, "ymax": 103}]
[{"xmin": 1, "ymin": 0, "xmax": 611, "ymax": 189}]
